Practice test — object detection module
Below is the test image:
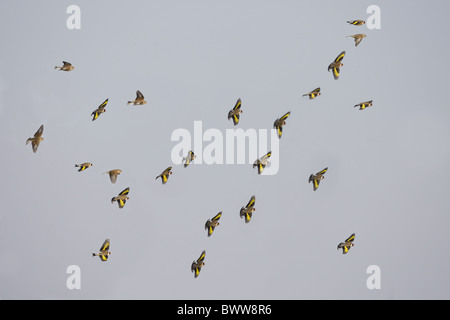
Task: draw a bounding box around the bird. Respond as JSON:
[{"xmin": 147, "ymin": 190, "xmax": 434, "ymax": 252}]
[
  {"xmin": 228, "ymin": 98, "xmax": 243, "ymax": 126},
  {"xmin": 273, "ymin": 112, "xmax": 291, "ymax": 138},
  {"xmin": 253, "ymin": 151, "xmax": 271, "ymax": 175},
  {"xmin": 183, "ymin": 151, "xmax": 196, "ymax": 168},
  {"xmin": 191, "ymin": 250, "xmax": 206, "ymax": 278},
  {"xmin": 347, "ymin": 20, "xmax": 365, "ymax": 26},
  {"xmin": 309, "ymin": 167, "xmax": 328, "ymax": 191},
  {"xmin": 111, "ymin": 187, "xmax": 130, "ymax": 209},
  {"xmin": 26, "ymin": 124, "xmax": 44, "ymax": 153},
  {"xmin": 347, "ymin": 34, "xmax": 367, "ymax": 47},
  {"xmin": 240, "ymin": 195, "xmax": 256, "ymax": 223},
  {"xmin": 303, "ymin": 87, "xmax": 321, "ymax": 100},
  {"xmin": 337, "ymin": 233, "xmax": 356, "ymax": 254},
  {"xmin": 354, "ymin": 100, "xmax": 373, "ymax": 110},
  {"xmin": 91, "ymin": 98, "xmax": 108, "ymax": 121},
  {"xmin": 156, "ymin": 167, "xmax": 173, "ymax": 184},
  {"xmin": 55, "ymin": 61, "xmax": 74, "ymax": 71},
  {"xmin": 74, "ymin": 162, "xmax": 93, "ymax": 172},
  {"xmin": 328, "ymin": 51, "xmax": 345, "ymax": 80},
  {"xmin": 104, "ymin": 169, "xmax": 122, "ymax": 184},
  {"xmin": 127, "ymin": 90, "xmax": 147, "ymax": 105},
  {"xmin": 205, "ymin": 212, "xmax": 222, "ymax": 237},
  {"xmin": 92, "ymin": 239, "xmax": 111, "ymax": 261}
]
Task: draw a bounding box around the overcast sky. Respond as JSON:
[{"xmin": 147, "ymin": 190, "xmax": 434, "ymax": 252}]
[{"xmin": 1, "ymin": 0, "xmax": 450, "ymax": 300}]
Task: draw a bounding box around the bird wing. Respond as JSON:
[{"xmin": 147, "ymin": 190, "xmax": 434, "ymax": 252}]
[
  {"xmin": 197, "ymin": 250, "xmax": 206, "ymax": 263},
  {"xmin": 100, "ymin": 239, "xmax": 110, "ymax": 252},
  {"xmin": 136, "ymin": 90, "xmax": 144, "ymax": 99},
  {"xmin": 334, "ymin": 51, "xmax": 345, "ymax": 63},
  {"xmin": 119, "ymin": 187, "xmax": 130, "ymax": 196},
  {"xmin": 246, "ymin": 195, "xmax": 256, "ymax": 208},
  {"xmin": 316, "ymin": 167, "xmax": 328, "ymax": 176},
  {"xmin": 211, "ymin": 211, "xmax": 222, "ymax": 221},
  {"xmin": 34, "ymin": 125, "xmax": 44, "ymax": 138},
  {"xmin": 233, "ymin": 98, "xmax": 242, "ymax": 111}
]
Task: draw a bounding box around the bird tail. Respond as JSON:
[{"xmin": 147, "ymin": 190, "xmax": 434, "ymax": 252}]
[
  {"xmin": 75, "ymin": 164, "xmax": 80, "ymax": 167},
  {"xmin": 127, "ymin": 101, "xmax": 133, "ymax": 105},
  {"xmin": 92, "ymin": 253, "xmax": 97, "ymax": 257},
  {"xmin": 55, "ymin": 66, "xmax": 61, "ymax": 70}
]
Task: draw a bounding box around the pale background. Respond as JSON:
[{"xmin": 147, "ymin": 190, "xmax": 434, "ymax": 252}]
[{"xmin": 0, "ymin": 0, "xmax": 449, "ymax": 299}]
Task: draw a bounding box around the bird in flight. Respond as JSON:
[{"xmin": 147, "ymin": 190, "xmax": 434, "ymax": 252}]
[
  {"xmin": 303, "ymin": 87, "xmax": 321, "ymax": 100},
  {"xmin": 105, "ymin": 169, "xmax": 122, "ymax": 184},
  {"xmin": 328, "ymin": 51, "xmax": 345, "ymax": 80},
  {"xmin": 55, "ymin": 61, "xmax": 74, "ymax": 71},
  {"xmin": 183, "ymin": 151, "xmax": 196, "ymax": 168},
  {"xmin": 228, "ymin": 98, "xmax": 243, "ymax": 126},
  {"xmin": 273, "ymin": 112, "xmax": 291, "ymax": 139},
  {"xmin": 74, "ymin": 162, "xmax": 93, "ymax": 172},
  {"xmin": 337, "ymin": 233, "xmax": 356, "ymax": 254},
  {"xmin": 92, "ymin": 238, "xmax": 111, "ymax": 261},
  {"xmin": 309, "ymin": 167, "xmax": 328, "ymax": 191},
  {"xmin": 91, "ymin": 98, "xmax": 108, "ymax": 121},
  {"xmin": 191, "ymin": 250, "xmax": 206, "ymax": 278},
  {"xmin": 347, "ymin": 34, "xmax": 367, "ymax": 47},
  {"xmin": 156, "ymin": 167, "xmax": 173, "ymax": 184},
  {"xmin": 205, "ymin": 212, "xmax": 222, "ymax": 237},
  {"xmin": 240, "ymin": 195, "xmax": 256, "ymax": 223},
  {"xmin": 354, "ymin": 100, "xmax": 373, "ymax": 110},
  {"xmin": 127, "ymin": 90, "xmax": 147, "ymax": 105},
  {"xmin": 347, "ymin": 20, "xmax": 365, "ymax": 26},
  {"xmin": 111, "ymin": 187, "xmax": 130, "ymax": 209},
  {"xmin": 253, "ymin": 151, "xmax": 271, "ymax": 175},
  {"xmin": 26, "ymin": 125, "xmax": 44, "ymax": 153}
]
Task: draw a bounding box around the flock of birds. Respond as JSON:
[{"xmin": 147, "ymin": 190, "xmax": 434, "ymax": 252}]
[{"xmin": 25, "ymin": 18, "xmax": 370, "ymax": 279}]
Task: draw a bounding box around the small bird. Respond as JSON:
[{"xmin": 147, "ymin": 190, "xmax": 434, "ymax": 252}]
[
  {"xmin": 55, "ymin": 61, "xmax": 74, "ymax": 71},
  {"xmin": 240, "ymin": 195, "xmax": 256, "ymax": 223},
  {"xmin": 273, "ymin": 112, "xmax": 291, "ymax": 138},
  {"xmin": 205, "ymin": 212, "xmax": 222, "ymax": 237},
  {"xmin": 347, "ymin": 20, "xmax": 365, "ymax": 26},
  {"xmin": 111, "ymin": 187, "xmax": 130, "ymax": 209},
  {"xmin": 354, "ymin": 100, "xmax": 373, "ymax": 110},
  {"xmin": 328, "ymin": 51, "xmax": 345, "ymax": 80},
  {"xmin": 303, "ymin": 87, "xmax": 321, "ymax": 100},
  {"xmin": 228, "ymin": 98, "xmax": 243, "ymax": 126},
  {"xmin": 91, "ymin": 98, "xmax": 108, "ymax": 121},
  {"xmin": 127, "ymin": 90, "xmax": 147, "ymax": 105},
  {"xmin": 105, "ymin": 169, "xmax": 122, "ymax": 184},
  {"xmin": 253, "ymin": 151, "xmax": 271, "ymax": 175},
  {"xmin": 309, "ymin": 167, "xmax": 328, "ymax": 191},
  {"xmin": 183, "ymin": 151, "xmax": 196, "ymax": 168},
  {"xmin": 92, "ymin": 239, "xmax": 111, "ymax": 262},
  {"xmin": 337, "ymin": 233, "xmax": 356, "ymax": 254},
  {"xmin": 26, "ymin": 124, "xmax": 44, "ymax": 153},
  {"xmin": 347, "ymin": 34, "xmax": 367, "ymax": 47},
  {"xmin": 74, "ymin": 162, "xmax": 93, "ymax": 172},
  {"xmin": 191, "ymin": 250, "xmax": 206, "ymax": 278},
  {"xmin": 156, "ymin": 167, "xmax": 173, "ymax": 184}
]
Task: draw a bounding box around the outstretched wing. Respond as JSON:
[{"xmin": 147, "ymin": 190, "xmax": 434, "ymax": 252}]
[
  {"xmin": 316, "ymin": 167, "xmax": 328, "ymax": 176},
  {"xmin": 280, "ymin": 111, "xmax": 291, "ymax": 121},
  {"xmin": 136, "ymin": 90, "xmax": 144, "ymax": 99},
  {"xmin": 313, "ymin": 179, "xmax": 320, "ymax": 191},
  {"xmin": 197, "ymin": 250, "xmax": 206, "ymax": 263},
  {"xmin": 98, "ymin": 98, "xmax": 109, "ymax": 110},
  {"xmin": 261, "ymin": 151, "xmax": 272, "ymax": 161},
  {"xmin": 100, "ymin": 239, "xmax": 110, "ymax": 253},
  {"xmin": 345, "ymin": 233, "xmax": 356, "ymax": 243},
  {"xmin": 34, "ymin": 125, "xmax": 44, "ymax": 138},
  {"xmin": 334, "ymin": 51, "xmax": 345, "ymax": 63},
  {"xmin": 233, "ymin": 98, "xmax": 242, "ymax": 111},
  {"xmin": 211, "ymin": 211, "xmax": 222, "ymax": 222},
  {"xmin": 246, "ymin": 195, "xmax": 256, "ymax": 208},
  {"xmin": 119, "ymin": 187, "xmax": 130, "ymax": 196}
]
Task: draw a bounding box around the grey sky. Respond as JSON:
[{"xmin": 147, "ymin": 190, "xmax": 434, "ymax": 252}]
[{"xmin": 1, "ymin": 0, "xmax": 450, "ymax": 299}]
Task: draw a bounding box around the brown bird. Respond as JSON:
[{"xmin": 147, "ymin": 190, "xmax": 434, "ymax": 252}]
[
  {"xmin": 347, "ymin": 34, "xmax": 367, "ymax": 47},
  {"xmin": 26, "ymin": 125, "xmax": 44, "ymax": 153},
  {"xmin": 127, "ymin": 90, "xmax": 147, "ymax": 105},
  {"xmin": 328, "ymin": 51, "xmax": 345, "ymax": 80},
  {"xmin": 55, "ymin": 61, "xmax": 74, "ymax": 71},
  {"xmin": 105, "ymin": 169, "xmax": 122, "ymax": 184}
]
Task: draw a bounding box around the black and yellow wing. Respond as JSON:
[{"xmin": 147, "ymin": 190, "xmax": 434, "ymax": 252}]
[
  {"xmin": 119, "ymin": 187, "xmax": 130, "ymax": 196},
  {"xmin": 261, "ymin": 151, "xmax": 271, "ymax": 161},
  {"xmin": 345, "ymin": 233, "xmax": 355, "ymax": 243},
  {"xmin": 98, "ymin": 98, "xmax": 109, "ymax": 109},
  {"xmin": 211, "ymin": 211, "xmax": 222, "ymax": 222},
  {"xmin": 334, "ymin": 51, "xmax": 345, "ymax": 63},
  {"xmin": 312, "ymin": 179, "xmax": 320, "ymax": 191},
  {"xmin": 246, "ymin": 195, "xmax": 256, "ymax": 209},
  {"xmin": 197, "ymin": 250, "xmax": 206, "ymax": 263},
  {"xmin": 280, "ymin": 111, "xmax": 291, "ymax": 121},
  {"xmin": 309, "ymin": 88, "xmax": 321, "ymax": 99},
  {"xmin": 316, "ymin": 167, "xmax": 328, "ymax": 176},
  {"xmin": 100, "ymin": 239, "xmax": 110, "ymax": 253},
  {"xmin": 118, "ymin": 198, "xmax": 127, "ymax": 208},
  {"xmin": 233, "ymin": 98, "xmax": 242, "ymax": 111}
]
